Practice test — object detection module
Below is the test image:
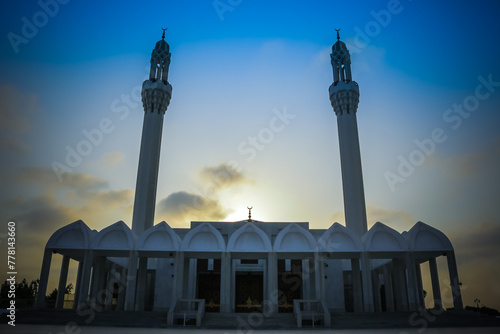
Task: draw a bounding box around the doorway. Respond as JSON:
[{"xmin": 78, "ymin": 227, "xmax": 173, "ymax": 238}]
[{"xmin": 235, "ymin": 272, "xmax": 263, "ymax": 312}]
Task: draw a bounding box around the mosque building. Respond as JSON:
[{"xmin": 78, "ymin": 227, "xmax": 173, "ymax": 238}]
[{"xmin": 35, "ymin": 30, "xmax": 463, "ymax": 327}]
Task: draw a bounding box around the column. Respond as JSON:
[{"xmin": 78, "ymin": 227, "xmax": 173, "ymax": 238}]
[
  {"xmin": 372, "ymin": 271, "xmax": 381, "ymax": 312},
  {"xmin": 56, "ymin": 255, "xmax": 71, "ymax": 309},
  {"xmin": 429, "ymin": 257, "xmax": 442, "ymax": 309},
  {"xmin": 171, "ymin": 252, "xmax": 185, "ymax": 302},
  {"xmin": 302, "ymin": 258, "xmax": 311, "ymax": 300},
  {"xmin": 220, "ymin": 252, "xmax": 231, "ymax": 312},
  {"xmin": 267, "ymin": 252, "xmax": 278, "ymax": 315},
  {"xmin": 382, "ymin": 266, "xmax": 395, "ymax": 312},
  {"xmin": 135, "ymin": 257, "xmax": 148, "ymax": 311},
  {"xmin": 35, "ymin": 249, "xmax": 52, "ymax": 308},
  {"xmin": 361, "ymin": 253, "xmax": 374, "ymax": 312},
  {"xmin": 124, "ymin": 250, "xmax": 138, "ymax": 311},
  {"xmin": 116, "ymin": 267, "xmax": 127, "ymax": 311},
  {"xmin": 351, "ymin": 258, "xmax": 363, "ymax": 313},
  {"xmin": 446, "ymin": 252, "xmax": 463, "ymax": 310},
  {"xmin": 73, "ymin": 260, "xmax": 84, "ymax": 309},
  {"xmin": 314, "ymin": 253, "xmax": 323, "ymax": 300},
  {"xmin": 415, "ymin": 261, "xmax": 425, "ymax": 308},
  {"xmin": 77, "ymin": 250, "xmax": 93, "ymax": 308},
  {"xmin": 187, "ymin": 258, "xmax": 197, "ymax": 299},
  {"xmin": 405, "ymin": 253, "xmax": 419, "ymax": 311},
  {"xmin": 393, "ymin": 259, "xmax": 408, "ymax": 311}
]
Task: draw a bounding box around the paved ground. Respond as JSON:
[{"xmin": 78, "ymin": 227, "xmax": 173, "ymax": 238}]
[{"xmin": 2, "ymin": 325, "xmax": 500, "ymax": 334}]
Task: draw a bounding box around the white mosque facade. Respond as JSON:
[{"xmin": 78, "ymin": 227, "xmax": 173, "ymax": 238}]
[{"xmin": 35, "ymin": 31, "xmax": 463, "ymax": 326}]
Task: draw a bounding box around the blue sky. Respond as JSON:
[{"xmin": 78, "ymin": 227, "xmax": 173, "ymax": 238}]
[{"xmin": 1, "ymin": 0, "xmax": 500, "ymax": 310}]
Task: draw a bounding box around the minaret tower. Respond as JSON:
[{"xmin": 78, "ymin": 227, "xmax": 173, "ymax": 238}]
[
  {"xmin": 329, "ymin": 30, "xmax": 367, "ymax": 237},
  {"xmin": 131, "ymin": 29, "xmax": 172, "ymax": 234}
]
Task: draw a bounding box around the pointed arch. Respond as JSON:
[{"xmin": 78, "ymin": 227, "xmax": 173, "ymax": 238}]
[
  {"xmin": 318, "ymin": 222, "xmax": 363, "ymax": 254},
  {"xmin": 46, "ymin": 220, "xmax": 92, "ymax": 250},
  {"xmin": 406, "ymin": 221, "xmax": 454, "ymax": 252},
  {"xmin": 363, "ymin": 222, "xmax": 408, "ymax": 252},
  {"xmin": 227, "ymin": 222, "xmax": 272, "ymax": 252},
  {"xmin": 90, "ymin": 221, "xmax": 136, "ymax": 253},
  {"xmin": 137, "ymin": 221, "xmax": 181, "ymax": 252},
  {"xmin": 181, "ymin": 222, "xmax": 226, "ymax": 252},
  {"xmin": 273, "ymin": 223, "xmax": 317, "ymax": 252}
]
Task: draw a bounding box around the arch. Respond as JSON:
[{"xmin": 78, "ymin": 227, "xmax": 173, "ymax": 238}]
[
  {"xmin": 137, "ymin": 221, "xmax": 181, "ymax": 252},
  {"xmin": 227, "ymin": 222, "xmax": 272, "ymax": 252},
  {"xmin": 318, "ymin": 222, "xmax": 362, "ymax": 253},
  {"xmin": 273, "ymin": 223, "xmax": 317, "ymax": 252},
  {"xmin": 406, "ymin": 221, "xmax": 454, "ymax": 252},
  {"xmin": 181, "ymin": 223, "xmax": 225, "ymax": 252},
  {"xmin": 90, "ymin": 221, "xmax": 136, "ymax": 251},
  {"xmin": 46, "ymin": 220, "xmax": 92, "ymax": 250},
  {"xmin": 363, "ymin": 222, "xmax": 408, "ymax": 252}
]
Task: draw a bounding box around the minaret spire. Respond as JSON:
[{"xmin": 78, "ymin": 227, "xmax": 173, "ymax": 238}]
[
  {"xmin": 329, "ymin": 32, "xmax": 367, "ymax": 237},
  {"xmin": 131, "ymin": 30, "xmax": 173, "ymax": 235}
]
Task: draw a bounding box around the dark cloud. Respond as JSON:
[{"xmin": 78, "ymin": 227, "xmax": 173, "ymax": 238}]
[
  {"xmin": 156, "ymin": 191, "xmax": 228, "ymax": 224},
  {"xmin": 200, "ymin": 162, "xmax": 248, "ymax": 189},
  {"xmin": 0, "ymin": 85, "xmax": 40, "ymax": 156},
  {"xmin": 17, "ymin": 166, "xmax": 109, "ymax": 191}
]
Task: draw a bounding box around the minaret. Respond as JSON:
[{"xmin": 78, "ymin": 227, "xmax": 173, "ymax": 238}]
[
  {"xmin": 329, "ymin": 30, "xmax": 367, "ymax": 237},
  {"xmin": 131, "ymin": 29, "xmax": 172, "ymax": 235}
]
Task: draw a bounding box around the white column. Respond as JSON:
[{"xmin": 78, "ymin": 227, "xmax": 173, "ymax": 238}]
[
  {"xmin": 124, "ymin": 250, "xmax": 138, "ymax": 311},
  {"xmin": 446, "ymin": 252, "xmax": 463, "ymax": 310},
  {"xmin": 116, "ymin": 267, "xmax": 127, "ymax": 311},
  {"xmin": 393, "ymin": 259, "xmax": 408, "ymax": 311},
  {"xmin": 267, "ymin": 252, "xmax": 278, "ymax": 315},
  {"xmin": 415, "ymin": 262, "xmax": 425, "ymax": 308},
  {"xmin": 220, "ymin": 252, "xmax": 231, "ymax": 313},
  {"xmin": 135, "ymin": 257, "xmax": 148, "ymax": 311},
  {"xmin": 361, "ymin": 253, "xmax": 374, "ymax": 312},
  {"xmin": 35, "ymin": 249, "xmax": 52, "ymax": 308},
  {"xmin": 302, "ymin": 258, "xmax": 311, "ymax": 300},
  {"xmin": 187, "ymin": 258, "xmax": 197, "ymax": 299},
  {"xmin": 56, "ymin": 255, "xmax": 71, "ymax": 309},
  {"xmin": 372, "ymin": 271, "xmax": 381, "ymax": 312},
  {"xmin": 171, "ymin": 252, "xmax": 185, "ymax": 302},
  {"xmin": 405, "ymin": 253, "xmax": 419, "ymax": 311},
  {"xmin": 314, "ymin": 253, "xmax": 323, "ymax": 300},
  {"xmin": 77, "ymin": 250, "xmax": 93, "ymax": 308},
  {"xmin": 351, "ymin": 258, "xmax": 363, "ymax": 313},
  {"xmin": 90, "ymin": 256, "xmax": 107, "ymax": 307},
  {"xmin": 429, "ymin": 257, "xmax": 442, "ymax": 309},
  {"xmin": 73, "ymin": 260, "xmax": 84, "ymax": 309},
  {"xmin": 382, "ymin": 266, "xmax": 395, "ymax": 312}
]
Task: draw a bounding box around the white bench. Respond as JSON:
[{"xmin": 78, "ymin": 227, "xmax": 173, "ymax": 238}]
[
  {"xmin": 293, "ymin": 299, "xmax": 331, "ymax": 328},
  {"xmin": 167, "ymin": 299, "xmax": 205, "ymax": 327}
]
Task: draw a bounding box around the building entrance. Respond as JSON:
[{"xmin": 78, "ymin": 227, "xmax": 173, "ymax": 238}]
[{"xmin": 235, "ymin": 272, "xmax": 263, "ymax": 312}]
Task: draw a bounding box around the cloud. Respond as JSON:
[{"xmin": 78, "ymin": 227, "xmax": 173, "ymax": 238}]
[
  {"xmin": 157, "ymin": 162, "xmax": 251, "ymax": 225},
  {"xmin": 17, "ymin": 166, "xmax": 109, "ymax": 191},
  {"xmin": 102, "ymin": 151, "xmax": 125, "ymax": 166},
  {"xmin": 199, "ymin": 162, "xmax": 248, "ymax": 189},
  {"xmin": 0, "ymin": 137, "xmax": 31, "ymax": 154},
  {"xmin": 156, "ymin": 191, "xmax": 228, "ymax": 224},
  {"xmin": 0, "ymin": 84, "xmax": 40, "ymax": 155}
]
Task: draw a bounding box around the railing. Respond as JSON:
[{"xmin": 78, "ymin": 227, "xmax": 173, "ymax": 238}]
[
  {"xmin": 293, "ymin": 299, "xmax": 331, "ymax": 328},
  {"xmin": 167, "ymin": 299, "xmax": 205, "ymax": 327}
]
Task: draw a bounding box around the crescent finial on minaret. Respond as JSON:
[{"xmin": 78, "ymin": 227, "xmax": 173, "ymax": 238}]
[
  {"xmin": 161, "ymin": 27, "xmax": 168, "ymax": 40},
  {"xmin": 247, "ymin": 206, "xmax": 253, "ymax": 220},
  {"xmin": 335, "ymin": 28, "xmax": 341, "ymax": 41}
]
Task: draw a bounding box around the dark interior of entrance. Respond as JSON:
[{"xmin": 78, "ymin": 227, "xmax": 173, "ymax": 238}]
[
  {"xmin": 235, "ymin": 272, "xmax": 263, "ymax": 312},
  {"xmin": 196, "ymin": 259, "xmax": 221, "ymax": 312}
]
